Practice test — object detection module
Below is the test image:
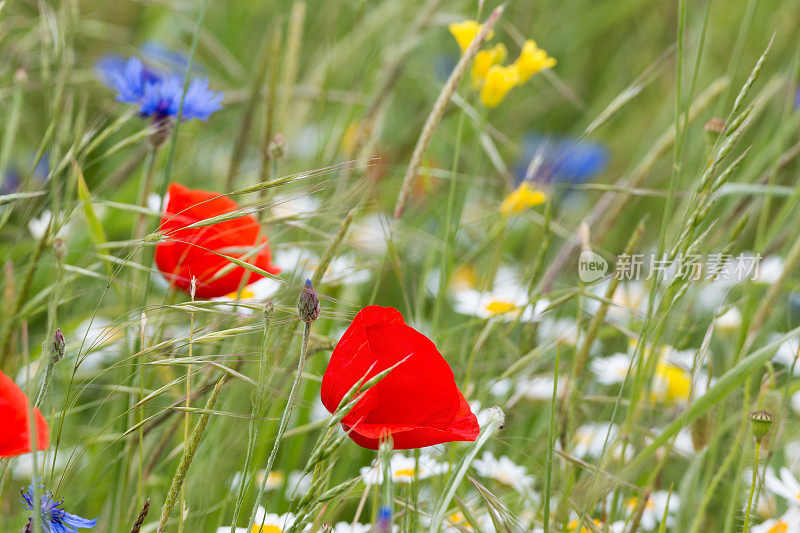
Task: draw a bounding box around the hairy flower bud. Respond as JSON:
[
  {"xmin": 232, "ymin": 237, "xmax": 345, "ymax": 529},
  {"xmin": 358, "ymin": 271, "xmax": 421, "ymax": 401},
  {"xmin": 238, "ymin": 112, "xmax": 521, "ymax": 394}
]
[
  {"xmin": 298, "ymin": 279, "xmax": 320, "ymax": 323},
  {"xmin": 268, "ymin": 134, "xmax": 286, "ymax": 160},
  {"xmin": 52, "ymin": 329, "xmax": 66, "ymax": 363},
  {"xmin": 52, "ymin": 238, "xmax": 66, "ymax": 261}
]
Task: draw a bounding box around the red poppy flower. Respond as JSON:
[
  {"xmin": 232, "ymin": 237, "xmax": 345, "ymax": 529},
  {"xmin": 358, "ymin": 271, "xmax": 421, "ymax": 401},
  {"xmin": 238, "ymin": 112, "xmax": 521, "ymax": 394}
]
[
  {"xmin": 320, "ymin": 305, "xmax": 479, "ymax": 449},
  {"xmin": 0, "ymin": 370, "xmax": 49, "ymax": 458},
  {"xmin": 155, "ymin": 183, "xmax": 280, "ymax": 299}
]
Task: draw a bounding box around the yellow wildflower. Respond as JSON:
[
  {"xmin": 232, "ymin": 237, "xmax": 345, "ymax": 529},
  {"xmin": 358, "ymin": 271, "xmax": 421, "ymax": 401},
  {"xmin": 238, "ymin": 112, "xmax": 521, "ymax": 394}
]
[
  {"xmin": 448, "ymin": 20, "xmax": 492, "ymax": 54},
  {"xmin": 500, "ymin": 182, "xmax": 546, "ymax": 215},
  {"xmin": 513, "ymin": 39, "xmax": 556, "ymax": 83},
  {"xmin": 651, "ymin": 361, "xmax": 692, "ymax": 403},
  {"xmin": 480, "ymin": 64, "xmax": 519, "ymax": 107},
  {"xmin": 472, "ymin": 43, "xmax": 507, "ymax": 87}
]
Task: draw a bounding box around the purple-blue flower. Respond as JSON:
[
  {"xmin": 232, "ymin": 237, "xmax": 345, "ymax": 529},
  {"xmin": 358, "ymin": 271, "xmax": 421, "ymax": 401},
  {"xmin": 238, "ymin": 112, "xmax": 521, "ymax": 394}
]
[
  {"xmin": 20, "ymin": 483, "xmax": 97, "ymax": 533},
  {"xmin": 514, "ymin": 134, "xmax": 609, "ymax": 186},
  {"xmin": 96, "ymin": 53, "xmax": 222, "ymax": 122},
  {"xmin": 1, "ymin": 154, "xmax": 49, "ymax": 195}
]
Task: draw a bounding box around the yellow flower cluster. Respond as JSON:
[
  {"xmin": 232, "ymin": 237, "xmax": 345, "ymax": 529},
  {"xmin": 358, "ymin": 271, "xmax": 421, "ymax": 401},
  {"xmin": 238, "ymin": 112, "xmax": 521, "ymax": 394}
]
[
  {"xmin": 448, "ymin": 19, "xmax": 556, "ymax": 108},
  {"xmin": 500, "ymin": 182, "xmax": 546, "ymax": 216}
]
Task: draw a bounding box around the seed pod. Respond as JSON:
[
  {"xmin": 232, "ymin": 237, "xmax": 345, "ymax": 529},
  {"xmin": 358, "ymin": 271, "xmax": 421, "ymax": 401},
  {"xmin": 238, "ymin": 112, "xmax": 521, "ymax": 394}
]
[{"xmin": 749, "ymin": 410, "xmax": 774, "ymax": 442}]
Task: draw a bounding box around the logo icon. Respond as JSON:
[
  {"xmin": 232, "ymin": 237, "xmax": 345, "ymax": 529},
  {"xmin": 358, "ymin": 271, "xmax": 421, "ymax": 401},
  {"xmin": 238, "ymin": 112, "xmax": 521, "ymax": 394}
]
[{"xmin": 578, "ymin": 250, "xmax": 608, "ymax": 282}]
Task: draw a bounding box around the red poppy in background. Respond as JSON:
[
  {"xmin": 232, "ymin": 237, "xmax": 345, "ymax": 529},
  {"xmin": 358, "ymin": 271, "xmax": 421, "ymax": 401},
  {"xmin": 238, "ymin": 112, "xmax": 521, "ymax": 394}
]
[
  {"xmin": 0, "ymin": 370, "xmax": 49, "ymax": 458},
  {"xmin": 155, "ymin": 183, "xmax": 280, "ymax": 299},
  {"xmin": 321, "ymin": 305, "xmax": 479, "ymax": 449}
]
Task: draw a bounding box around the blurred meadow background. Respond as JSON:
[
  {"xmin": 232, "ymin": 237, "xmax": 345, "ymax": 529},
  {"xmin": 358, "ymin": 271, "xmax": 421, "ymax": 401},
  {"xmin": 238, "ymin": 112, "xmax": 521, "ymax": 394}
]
[{"xmin": 2, "ymin": 0, "xmax": 800, "ymax": 531}]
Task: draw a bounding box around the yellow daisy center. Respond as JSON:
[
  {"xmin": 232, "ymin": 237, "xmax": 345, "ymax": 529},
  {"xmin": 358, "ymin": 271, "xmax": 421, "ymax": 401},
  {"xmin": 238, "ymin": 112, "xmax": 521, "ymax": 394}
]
[
  {"xmin": 251, "ymin": 526, "xmax": 281, "ymax": 533},
  {"xmin": 394, "ymin": 467, "xmax": 416, "ymax": 478},
  {"xmin": 652, "ymin": 362, "xmax": 691, "ymax": 402},
  {"xmin": 485, "ymin": 300, "xmax": 517, "ymax": 315},
  {"xmin": 453, "ymin": 264, "xmax": 477, "ymax": 289},
  {"xmin": 767, "ymin": 521, "xmax": 788, "ymax": 533},
  {"xmin": 226, "ymin": 288, "xmax": 255, "ymax": 300}
]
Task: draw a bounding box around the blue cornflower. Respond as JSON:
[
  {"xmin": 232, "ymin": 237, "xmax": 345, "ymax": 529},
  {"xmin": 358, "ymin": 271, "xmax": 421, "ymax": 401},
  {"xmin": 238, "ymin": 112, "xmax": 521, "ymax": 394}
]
[
  {"xmin": 374, "ymin": 505, "xmax": 392, "ymax": 533},
  {"xmin": 514, "ymin": 134, "xmax": 609, "ymax": 186},
  {"xmin": 96, "ymin": 53, "xmax": 222, "ymax": 122},
  {"xmin": 1, "ymin": 155, "xmax": 50, "ymax": 195},
  {"xmin": 20, "ymin": 483, "xmax": 97, "ymax": 533}
]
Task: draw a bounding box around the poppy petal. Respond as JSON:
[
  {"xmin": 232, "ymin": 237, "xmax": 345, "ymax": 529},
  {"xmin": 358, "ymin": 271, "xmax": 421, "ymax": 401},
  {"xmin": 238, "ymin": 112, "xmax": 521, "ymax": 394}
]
[
  {"xmin": 155, "ymin": 183, "xmax": 280, "ymax": 298},
  {"xmin": 321, "ymin": 305, "xmax": 479, "ymax": 450},
  {"xmin": 0, "ymin": 370, "xmax": 49, "ymax": 458}
]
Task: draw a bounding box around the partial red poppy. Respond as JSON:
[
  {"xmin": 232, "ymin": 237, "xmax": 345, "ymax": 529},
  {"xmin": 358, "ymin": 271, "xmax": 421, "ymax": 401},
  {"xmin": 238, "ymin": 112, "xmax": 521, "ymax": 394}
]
[
  {"xmin": 321, "ymin": 305, "xmax": 479, "ymax": 449},
  {"xmin": 0, "ymin": 370, "xmax": 49, "ymax": 458},
  {"xmin": 155, "ymin": 183, "xmax": 280, "ymax": 299}
]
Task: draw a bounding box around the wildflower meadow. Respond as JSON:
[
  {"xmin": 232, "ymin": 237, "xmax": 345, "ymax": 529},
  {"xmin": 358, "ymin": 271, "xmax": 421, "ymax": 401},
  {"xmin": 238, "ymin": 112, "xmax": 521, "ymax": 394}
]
[{"xmin": 3, "ymin": 0, "xmax": 800, "ymax": 531}]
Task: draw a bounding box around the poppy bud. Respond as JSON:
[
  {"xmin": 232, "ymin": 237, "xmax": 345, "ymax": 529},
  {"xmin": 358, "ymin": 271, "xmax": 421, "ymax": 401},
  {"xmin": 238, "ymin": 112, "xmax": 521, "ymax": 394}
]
[
  {"xmin": 298, "ymin": 279, "xmax": 320, "ymax": 323},
  {"xmin": 52, "ymin": 238, "xmax": 66, "ymax": 261},
  {"xmin": 52, "ymin": 329, "xmax": 65, "ymax": 363},
  {"xmin": 703, "ymin": 117, "xmax": 726, "ymax": 134},
  {"xmin": 269, "ymin": 134, "xmax": 286, "ymax": 160},
  {"xmin": 703, "ymin": 117, "xmax": 726, "ymax": 156},
  {"xmin": 749, "ymin": 410, "xmax": 774, "ymax": 442},
  {"xmin": 14, "ymin": 67, "xmax": 27, "ymax": 84},
  {"xmin": 263, "ymin": 299, "xmax": 275, "ymax": 320}
]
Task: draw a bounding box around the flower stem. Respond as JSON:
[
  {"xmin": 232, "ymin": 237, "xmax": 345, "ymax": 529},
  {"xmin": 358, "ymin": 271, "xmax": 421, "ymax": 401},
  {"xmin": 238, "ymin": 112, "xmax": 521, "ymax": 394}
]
[
  {"xmin": 742, "ymin": 440, "xmax": 761, "ymax": 533},
  {"xmin": 249, "ymin": 321, "xmax": 312, "ymax": 530},
  {"xmin": 230, "ymin": 304, "xmax": 273, "ymax": 533},
  {"xmin": 428, "ymin": 407, "xmax": 505, "ymax": 533}
]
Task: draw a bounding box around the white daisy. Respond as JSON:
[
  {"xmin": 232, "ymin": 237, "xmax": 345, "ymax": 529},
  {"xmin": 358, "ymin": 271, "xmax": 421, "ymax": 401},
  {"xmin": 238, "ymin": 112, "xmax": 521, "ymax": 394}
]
[
  {"xmin": 11, "ymin": 449, "xmax": 73, "ymax": 480},
  {"xmin": 285, "ymin": 470, "xmax": 313, "ymax": 500},
  {"xmin": 70, "ymin": 317, "xmax": 123, "ymax": 373},
  {"xmin": 592, "ymin": 346, "xmax": 708, "ymax": 404},
  {"xmin": 292, "ymin": 124, "xmax": 322, "ymax": 159},
  {"xmin": 472, "ymin": 451, "xmax": 534, "ymax": 493},
  {"xmin": 28, "ymin": 209, "xmax": 70, "ymax": 240},
  {"xmin": 442, "ymin": 511, "xmax": 497, "ymax": 532},
  {"xmin": 591, "ymin": 353, "xmax": 632, "ymax": 385},
  {"xmin": 211, "ymin": 277, "xmax": 282, "ymax": 316},
  {"xmin": 621, "ymin": 491, "xmax": 680, "ymax": 531},
  {"xmin": 332, "ymin": 522, "xmax": 372, "ymax": 533},
  {"xmin": 772, "ymin": 337, "xmax": 800, "ymax": 375},
  {"xmin": 276, "ymin": 248, "xmax": 370, "ymax": 286},
  {"xmin": 752, "ymin": 508, "xmax": 800, "ymax": 533},
  {"xmin": 765, "ymin": 467, "xmax": 800, "ymax": 507},
  {"xmin": 537, "ymin": 317, "xmax": 581, "ymax": 347},
  {"xmin": 349, "ymin": 213, "xmax": 389, "ymax": 254},
  {"xmin": 572, "ymin": 422, "xmax": 618, "ymax": 459},
  {"xmin": 452, "ymin": 267, "xmax": 549, "ymax": 323},
  {"xmin": 271, "ymin": 194, "xmax": 321, "ymax": 220},
  {"xmin": 147, "ymin": 192, "xmax": 167, "ymax": 213},
  {"xmin": 229, "ymin": 469, "xmax": 285, "ymax": 492},
  {"xmin": 217, "ymin": 509, "xmax": 296, "ymax": 533},
  {"xmin": 755, "ymin": 255, "xmax": 784, "ymax": 285},
  {"xmin": 586, "ymin": 281, "xmax": 648, "ymax": 323},
  {"xmin": 489, "ymin": 378, "xmax": 513, "ymax": 397},
  {"xmin": 714, "ymin": 307, "xmax": 742, "ymax": 333},
  {"xmin": 511, "ymin": 375, "xmax": 564, "ymax": 402},
  {"xmin": 360, "ymin": 453, "xmax": 447, "ymax": 485}
]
